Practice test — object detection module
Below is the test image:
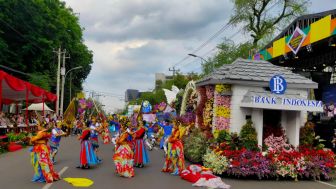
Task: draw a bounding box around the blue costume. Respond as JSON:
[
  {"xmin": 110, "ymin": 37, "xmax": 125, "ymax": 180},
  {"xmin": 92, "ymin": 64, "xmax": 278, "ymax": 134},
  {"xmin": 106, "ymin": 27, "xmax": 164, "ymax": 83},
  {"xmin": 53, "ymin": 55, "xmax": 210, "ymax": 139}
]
[
  {"xmin": 157, "ymin": 122, "xmax": 173, "ymax": 149},
  {"xmin": 109, "ymin": 120, "xmax": 120, "ymax": 132}
]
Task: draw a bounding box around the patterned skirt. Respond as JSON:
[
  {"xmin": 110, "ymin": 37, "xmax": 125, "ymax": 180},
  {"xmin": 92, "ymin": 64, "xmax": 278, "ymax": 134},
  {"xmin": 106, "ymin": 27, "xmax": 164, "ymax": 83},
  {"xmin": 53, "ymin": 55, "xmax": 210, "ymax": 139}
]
[
  {"xmin": 113, "ymin": 144, "xmax": 134, "ymax": 178},
  {"xmin": 134, "ymin": 139, "xmax": 150, "ymax": 165},
  {"xmin": 162, "ymin": 140, "xmax": 185, "ymax": 175},
  {"xmin": 30, "ymin": 144, "xmax": 60, "ymax": 183},
  {"xmin": 80, "ymin": 140, "xmax": 99, "ymax": 166}
]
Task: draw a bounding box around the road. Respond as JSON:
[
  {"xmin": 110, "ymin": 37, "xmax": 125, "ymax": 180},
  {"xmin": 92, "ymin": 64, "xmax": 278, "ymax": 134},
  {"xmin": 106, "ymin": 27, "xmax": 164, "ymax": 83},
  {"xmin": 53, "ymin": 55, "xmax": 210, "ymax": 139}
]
[{"xmin": 0, "ymin": 136, "xmax": 334, "ymax": 189}]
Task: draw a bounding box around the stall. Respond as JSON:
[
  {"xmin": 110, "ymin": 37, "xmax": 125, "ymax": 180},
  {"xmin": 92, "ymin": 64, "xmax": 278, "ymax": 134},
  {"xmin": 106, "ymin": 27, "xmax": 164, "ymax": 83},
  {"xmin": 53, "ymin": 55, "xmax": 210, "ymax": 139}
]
[
  {"xmin": 196, "ymin": 58, "xmax": 323, "ymax": 147},
  {"xmin": 0, "ymin": 70, "xmax": 57, "ymax": 134}
]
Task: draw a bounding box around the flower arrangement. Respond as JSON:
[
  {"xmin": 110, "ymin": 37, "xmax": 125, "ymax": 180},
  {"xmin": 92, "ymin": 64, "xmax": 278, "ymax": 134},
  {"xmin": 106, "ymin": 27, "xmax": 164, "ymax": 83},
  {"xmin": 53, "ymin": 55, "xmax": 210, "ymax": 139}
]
[
  {"xmin": 212, "ymin": 84, "xmax": 231, "ymax": 132},
  {"xmin": 196, "ymin": 87, "xmax": 206, "ymax": 129},
  {"xmin": 215, "ymin": 84, "xmax": 231, "ymax": 94},
  {"xmin": 183, "ymin": 128, "xmax": 208, "ymax": 163},
  {"xmin": 154, "ymin": 102, "xmax": 167, "ymax": 112},
  {"xmin": 214, "ymin": 93, "xmax": 231, "ymax": 107},
  {"xmin": 264, "ymin": 134, "xmax": 293, "ymax": 153},
  {"xmin": 203, "ymin": 149, "xmax": 229, "ymax": 175},
  {"xmin": 205, "ymin": 85, "xmax": 215, "ymax": 99},
  {"xmin": 203, "ymin": 98, "xmax": 214, "ymax": 127},
  {"xmin": 214, "ymin": 107, "xmax": 230, "ymax": 118},
  {"xmin": 239, "ymin": 120, "xmax": 259, "ymax": 151}
]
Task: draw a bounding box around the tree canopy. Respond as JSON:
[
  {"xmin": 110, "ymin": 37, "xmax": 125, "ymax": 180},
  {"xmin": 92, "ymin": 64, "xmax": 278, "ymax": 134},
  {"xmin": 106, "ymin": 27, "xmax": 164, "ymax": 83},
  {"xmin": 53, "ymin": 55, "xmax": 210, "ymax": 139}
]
[
  {"xmin": 230, "ymin": 0, "xmax": 307, "ymax": 45},
  {"xmin": 0, "ymin": 0, "xmax": 93, "ymax": 109}
]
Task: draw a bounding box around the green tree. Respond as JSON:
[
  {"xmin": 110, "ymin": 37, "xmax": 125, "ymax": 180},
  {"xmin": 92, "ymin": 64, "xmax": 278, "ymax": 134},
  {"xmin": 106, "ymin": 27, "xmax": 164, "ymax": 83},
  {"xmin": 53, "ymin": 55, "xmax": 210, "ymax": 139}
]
[
  {"xmin": 202, "ymin": 39, "xmax": 255, "ymax": 75},
  {"xmin": 230, "ymin": 0, "xmax": 307, "ymax": 45},
  {"xmin": 0, "ymin": 0, "xmax": 93, "ymax": 111}
]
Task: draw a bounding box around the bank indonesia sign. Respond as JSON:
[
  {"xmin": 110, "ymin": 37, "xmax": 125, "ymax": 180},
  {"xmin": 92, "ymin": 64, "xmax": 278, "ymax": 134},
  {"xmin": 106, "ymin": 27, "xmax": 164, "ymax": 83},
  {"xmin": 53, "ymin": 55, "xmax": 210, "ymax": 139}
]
[{"xmin": 270, "ymin": 75, "xmax": 287, "ymax": 94}]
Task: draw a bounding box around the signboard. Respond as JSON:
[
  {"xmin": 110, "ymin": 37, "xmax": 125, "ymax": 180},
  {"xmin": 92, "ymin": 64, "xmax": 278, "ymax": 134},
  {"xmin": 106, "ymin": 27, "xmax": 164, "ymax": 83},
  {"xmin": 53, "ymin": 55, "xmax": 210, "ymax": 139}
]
[
  {"xmin": 287, "ymin": 27, "xmax": 306, "ymax": 55},
  {"xmin": 253, "ymin": 95, "xmax": 322, "ymax": 108},
  {"xmin": 269, "ymin": 75, "xmax": 287, "ymax": 94}
]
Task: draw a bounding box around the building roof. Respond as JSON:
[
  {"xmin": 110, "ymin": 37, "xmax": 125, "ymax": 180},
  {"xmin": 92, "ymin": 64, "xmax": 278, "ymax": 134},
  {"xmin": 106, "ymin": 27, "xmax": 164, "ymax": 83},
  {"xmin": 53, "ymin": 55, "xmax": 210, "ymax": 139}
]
[{"xmin": 196, "ymin": 58, "xmax": 318, "ymax": 88}]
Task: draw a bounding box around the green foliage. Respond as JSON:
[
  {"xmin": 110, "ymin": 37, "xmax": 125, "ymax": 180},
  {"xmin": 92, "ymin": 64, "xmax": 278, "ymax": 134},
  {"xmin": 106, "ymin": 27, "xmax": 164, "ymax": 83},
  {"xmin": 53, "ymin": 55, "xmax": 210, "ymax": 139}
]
[
  {"xmin": 299, "ymin": 122, "xmax": 315, "ymax": 147},
  {"xmin": 230, "ymin": 0, "xmax": 308, "ymax": 45},
  {"xmin": 239, "ymin": 119, "xmax": 259, "ymax": 151},
  {"xmin": 216, "ymin": 130, "xmax": 231, "ymax": 144},
  {"xmin": 29, "ymin": 73, "xmax": 51, "ymax": 90},
  {"xmin": 203, "ymin": 149, "xmax": 229, "ymax": 175},
  {"xmin": 0, "ymin": 0, "xmax": 93, "ymax": 109},
  {"xmin": 7, "ymin": 132, "xmax": 28, "ymax": 143},
  {"xmin": 202, "ymin": 40, "xmax": 255, "ymax": 75},
  {"xmin": 183, "ymin": 128, "xmax": 208, "ymax": 163}
]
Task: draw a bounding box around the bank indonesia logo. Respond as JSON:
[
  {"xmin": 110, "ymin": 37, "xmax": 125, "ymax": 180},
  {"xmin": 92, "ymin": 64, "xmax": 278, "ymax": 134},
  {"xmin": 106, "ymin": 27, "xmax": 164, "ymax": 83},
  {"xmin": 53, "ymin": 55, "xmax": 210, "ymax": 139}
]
[{"xmin": 270, "ymin": 75, "xmax": 287, "ymax": 94}]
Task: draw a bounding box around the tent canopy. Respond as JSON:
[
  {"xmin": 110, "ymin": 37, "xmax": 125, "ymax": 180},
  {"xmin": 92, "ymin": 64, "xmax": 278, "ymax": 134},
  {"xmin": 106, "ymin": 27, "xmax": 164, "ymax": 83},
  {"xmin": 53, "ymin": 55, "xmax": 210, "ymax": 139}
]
[
  {"xmin": 0, "ymin": 70, "xmax": 57, "ymax": 105},
  {"xmin": 23, "ymin": 103, "xmax": 54, "ymax": 112}
]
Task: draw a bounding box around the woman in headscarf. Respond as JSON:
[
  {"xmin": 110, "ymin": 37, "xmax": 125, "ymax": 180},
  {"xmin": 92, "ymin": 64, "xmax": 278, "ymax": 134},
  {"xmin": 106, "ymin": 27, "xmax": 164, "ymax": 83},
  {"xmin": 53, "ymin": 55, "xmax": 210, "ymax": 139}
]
[{"xmin": 30, "ymin": 123, "xmax": 60, "ymax": 183}]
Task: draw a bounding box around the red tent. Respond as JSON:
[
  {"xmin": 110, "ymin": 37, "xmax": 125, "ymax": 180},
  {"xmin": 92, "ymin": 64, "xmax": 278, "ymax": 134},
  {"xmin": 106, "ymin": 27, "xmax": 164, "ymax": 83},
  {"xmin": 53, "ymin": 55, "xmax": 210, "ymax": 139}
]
[{"xmin": 0, "ymin": 70, "xmax": 57, "ymax": 124}]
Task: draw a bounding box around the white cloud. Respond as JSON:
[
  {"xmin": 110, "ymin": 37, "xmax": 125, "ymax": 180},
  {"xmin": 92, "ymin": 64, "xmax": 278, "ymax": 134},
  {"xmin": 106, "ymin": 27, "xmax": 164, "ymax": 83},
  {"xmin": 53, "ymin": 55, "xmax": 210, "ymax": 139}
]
[{"xmin": 63, "ymin": 0, "xmax": 335, "ymax": 112}]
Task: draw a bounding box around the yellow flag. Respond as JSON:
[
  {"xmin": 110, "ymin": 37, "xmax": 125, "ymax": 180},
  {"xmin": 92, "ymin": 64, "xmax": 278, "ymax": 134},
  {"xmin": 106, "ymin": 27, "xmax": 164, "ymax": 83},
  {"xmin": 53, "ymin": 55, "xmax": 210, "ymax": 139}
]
[
  {"xmin": 63, "ymin": 99, "xmax": 76, "ymax": 127},
  {"xmin": 77, "ymin": 92, "xmax": 85, "ymax": 99}
]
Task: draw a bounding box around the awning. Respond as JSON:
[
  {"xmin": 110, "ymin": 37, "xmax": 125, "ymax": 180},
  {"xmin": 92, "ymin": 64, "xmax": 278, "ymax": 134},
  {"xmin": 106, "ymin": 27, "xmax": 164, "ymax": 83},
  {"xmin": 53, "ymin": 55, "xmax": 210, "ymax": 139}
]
[
  {"xmin": 240, "ymin": 90, "xmax": 323, "ymax": 112},
  {"xmin": 22, "ymin": 103, "xmax": 54, "ymax": 112},
  {"xmin": 0, "ymin": 70, "xmax": 57, "ymax": 104}
]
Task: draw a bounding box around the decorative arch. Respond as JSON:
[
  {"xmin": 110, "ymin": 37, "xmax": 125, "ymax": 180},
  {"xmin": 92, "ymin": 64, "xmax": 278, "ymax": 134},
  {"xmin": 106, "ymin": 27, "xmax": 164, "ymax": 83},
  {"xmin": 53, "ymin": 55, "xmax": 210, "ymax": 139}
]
[{"xmin": 180, "ymin": 81, "xmax": 197, "ymax": 115}]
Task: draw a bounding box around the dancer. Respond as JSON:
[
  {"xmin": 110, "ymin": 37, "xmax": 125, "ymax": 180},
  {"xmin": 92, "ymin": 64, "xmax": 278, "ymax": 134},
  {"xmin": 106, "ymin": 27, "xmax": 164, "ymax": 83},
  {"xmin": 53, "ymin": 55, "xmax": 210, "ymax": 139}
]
[
  {"xmin": 133, "ymin": 121, "xmax": 150, "ymax": 168},
  {"xmin": 30, "ymin": 124, "xmax": 60, "ymax": 183},
  {"xmin": 89, "ymin": 117, "xmax": 102, "ymax": 161},
  {"xmin": 113, "ymin": 124, "xmax": 134, "ymax": 178},
  {"xmin": 102, "ymin": 120, "xmax": 111, "ymax": 144},
  {"xmin": 162, "ymin": 119, "xmax": 185, "ymax": 175},
  {"xmin": 50, "ymin": 121, "xmax": 66, "ymax": 164},
  {"xmin": 157, "ymin": 119, "xmax": 173, "ymax": 154},
  {"xmin": 77, "ymin": 124, "xmax": 99, "ymax": 169}
]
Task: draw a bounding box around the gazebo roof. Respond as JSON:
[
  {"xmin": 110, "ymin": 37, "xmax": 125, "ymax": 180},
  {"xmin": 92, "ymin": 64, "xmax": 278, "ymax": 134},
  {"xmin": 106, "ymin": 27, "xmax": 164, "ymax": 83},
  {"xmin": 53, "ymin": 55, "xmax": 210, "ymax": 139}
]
[{"xmin": 196, "ymin": 58, "xmax": 317, "ymax": 88}]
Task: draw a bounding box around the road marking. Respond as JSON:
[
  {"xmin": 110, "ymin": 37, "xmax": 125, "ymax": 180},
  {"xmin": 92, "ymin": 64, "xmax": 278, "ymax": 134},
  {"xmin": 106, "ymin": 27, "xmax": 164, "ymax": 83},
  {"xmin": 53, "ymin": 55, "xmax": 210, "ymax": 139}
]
[
  {"xmin": 42, "ymin": 166, "xmax": 68, "ymax": 189},
  {"xmin": 317, "ymin": 181, "xmax": 336, "ymax": 188},
  {"xmin": 153, "ymin": 147, "xmax": 159, "ymax": 151}
]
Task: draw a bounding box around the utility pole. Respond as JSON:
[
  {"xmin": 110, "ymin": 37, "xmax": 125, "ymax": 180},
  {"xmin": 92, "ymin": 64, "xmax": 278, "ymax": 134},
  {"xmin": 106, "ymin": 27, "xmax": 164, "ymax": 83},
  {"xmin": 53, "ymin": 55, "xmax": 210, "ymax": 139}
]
[
  {"xmin": 54, "ymin": 48, "xmax": 62, "ymax": 116},
  {"xmin": 60, "ymin": 49, "xmax": 70, "ymax": 116},
  {"xmin": 169, "ymin": 66, "xmax": 180, "ymax": 77}
]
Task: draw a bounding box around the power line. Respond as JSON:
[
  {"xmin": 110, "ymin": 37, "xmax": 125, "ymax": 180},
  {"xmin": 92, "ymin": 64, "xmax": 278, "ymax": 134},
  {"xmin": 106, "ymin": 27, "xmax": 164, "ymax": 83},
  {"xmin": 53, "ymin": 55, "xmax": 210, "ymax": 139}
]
[{"xmin": 172, "ymin": 0, "xmax": 284, "ymax": 68}]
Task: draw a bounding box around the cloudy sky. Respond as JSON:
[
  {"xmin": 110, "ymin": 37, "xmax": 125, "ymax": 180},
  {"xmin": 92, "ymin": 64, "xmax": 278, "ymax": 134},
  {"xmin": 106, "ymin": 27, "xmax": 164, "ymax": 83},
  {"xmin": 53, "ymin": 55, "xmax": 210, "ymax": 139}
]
[{"xmin": 63, "ymin": 0, "xmax": 335, "ymax": 113}]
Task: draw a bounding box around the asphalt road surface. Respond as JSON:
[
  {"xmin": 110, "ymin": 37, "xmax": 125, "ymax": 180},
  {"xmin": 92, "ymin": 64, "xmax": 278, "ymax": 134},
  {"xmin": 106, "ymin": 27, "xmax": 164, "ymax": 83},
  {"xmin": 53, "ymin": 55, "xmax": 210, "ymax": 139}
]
[{"xmin": 0, "ymin": 136, "xmax": 335, "ymax": 189}]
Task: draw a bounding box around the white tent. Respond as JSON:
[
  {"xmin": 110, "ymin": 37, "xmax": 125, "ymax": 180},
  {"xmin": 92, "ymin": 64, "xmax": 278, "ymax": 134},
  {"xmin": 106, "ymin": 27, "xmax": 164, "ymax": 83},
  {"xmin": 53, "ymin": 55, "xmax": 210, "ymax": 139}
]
[{"xmin": 23, "ymin": 103, "xmax": 54, "ymax": 112}]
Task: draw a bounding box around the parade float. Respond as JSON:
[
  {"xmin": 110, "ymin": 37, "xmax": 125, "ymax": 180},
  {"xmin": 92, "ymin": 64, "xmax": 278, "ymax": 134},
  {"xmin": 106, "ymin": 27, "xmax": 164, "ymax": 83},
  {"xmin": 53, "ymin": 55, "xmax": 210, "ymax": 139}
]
[{"xmin": 181, "ymin": 58, "xmax": 336, "ymax": 180}]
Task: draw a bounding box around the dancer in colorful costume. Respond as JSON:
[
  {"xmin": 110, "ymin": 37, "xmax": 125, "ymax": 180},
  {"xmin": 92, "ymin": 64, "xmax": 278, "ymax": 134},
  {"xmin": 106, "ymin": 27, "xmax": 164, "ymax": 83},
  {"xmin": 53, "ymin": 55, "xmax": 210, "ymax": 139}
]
[
  {"xmin": 50, "ymin": 121, "xmax": 66, "ymax": 163},
  {"xmin": 89, "ymin": 117, "xmax": 102, "ymax": 161},
  {"xmin": 77, "ymin": 124, "xmax": 99, "ymax": 169},
  {"xmin": 113, "ymin": 124, "xmax": 135, "ymax": 178},
  {"xmin": 162, "ymin": 119, "xmax": 185, "ymax": 175},
  {"xmin": 30, "ymin": 124, "xmax": 60, "ymax": 183},
  {"xmin": 102, "ymin": 120, "xmax": 111, "ymax": 144},
  {"xmin": 157, "ymin": 119, "xmax": 173, "ymax": 154},
  {"xmin": 133, "ymin": 121, "xmax": 150, "ymax": 167}
]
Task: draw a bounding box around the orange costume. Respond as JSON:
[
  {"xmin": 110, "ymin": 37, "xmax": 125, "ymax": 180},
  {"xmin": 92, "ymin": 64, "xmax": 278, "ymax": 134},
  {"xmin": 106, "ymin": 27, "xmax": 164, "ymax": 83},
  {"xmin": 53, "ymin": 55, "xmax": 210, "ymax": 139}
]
[
  {"xmin": 30, "ymin": 130, "xmax": 60, "ymax": 183},
  {"xmin": 162, "ymin": 126, "xmax": 185, "ymax": 175},
  {"xmin": 113, "ymin": 132, "xmax": 135, "ymax": 178}
]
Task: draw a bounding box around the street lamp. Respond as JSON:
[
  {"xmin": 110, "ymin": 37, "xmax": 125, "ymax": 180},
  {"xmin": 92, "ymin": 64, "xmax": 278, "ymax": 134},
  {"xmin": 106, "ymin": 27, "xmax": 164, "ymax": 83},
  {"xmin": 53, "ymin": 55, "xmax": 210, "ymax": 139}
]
[
  {"xmin": 188, "ymin": 53, "xmax": 214, "ymax": 73},
  {"xmin": 60, "ymin": 66, "xmax": 83, "ymax": 116}
]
